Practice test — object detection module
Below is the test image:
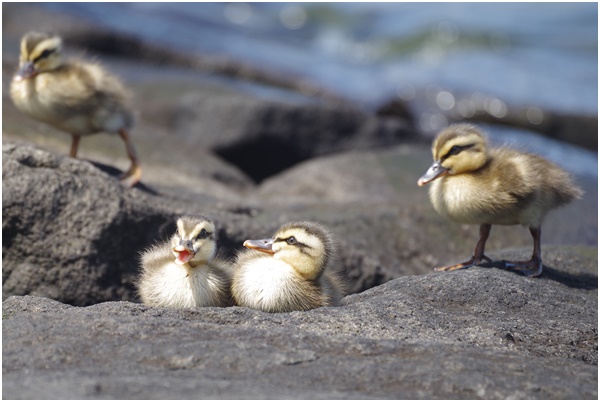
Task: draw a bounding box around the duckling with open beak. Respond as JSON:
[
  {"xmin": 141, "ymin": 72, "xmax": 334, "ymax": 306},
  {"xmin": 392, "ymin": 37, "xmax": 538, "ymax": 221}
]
[{"xmin": 137, "ymin": 216, "xmax": 233, "ymax": 308}]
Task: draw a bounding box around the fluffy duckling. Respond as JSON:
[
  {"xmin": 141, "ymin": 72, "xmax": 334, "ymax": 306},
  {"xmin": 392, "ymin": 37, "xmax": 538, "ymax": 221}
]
[
  {"xmin": 418, "ymin": 123, "xmax": 583, "ymax": 277},
  {"xmin": 137, "ymin": 216, "xmax": 233, "ymax": 308},
  {"xmin": 10, "ymin": 31, "xmax": 141, "ymax": 187},
  {"xmin": 232, "ymin": 221, "xmax": 343, "ymax": 313}
]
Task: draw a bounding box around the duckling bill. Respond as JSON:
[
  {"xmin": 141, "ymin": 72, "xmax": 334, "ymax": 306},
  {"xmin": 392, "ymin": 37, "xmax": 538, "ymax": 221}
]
[
  {"xmin": 418, "ymin": 123, "xmax": 582, "ymax": 277},
  {"xmin": 10, "ymin": 31, "xmax": 142, "ymax": 187},
  {"xmin": 232, "ymin": 221, "xmax": 343, "ymax": 313}
]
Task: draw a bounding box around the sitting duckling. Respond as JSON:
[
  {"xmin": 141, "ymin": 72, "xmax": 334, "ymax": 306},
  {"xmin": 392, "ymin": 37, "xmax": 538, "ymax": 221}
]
[
  {"xmin": 232, "ymin": 221, "xmax": 343, "ymax": 313},
  {"xmin": 418, "ymin": 123, "xmax": 583, "ymax": 277},
  {"xmin": 137, "ymin": 215, "xmax": 233, "ymax": 308},
  {"xmin": 10, "ymin": 31, "xmax": 141, "ymax": 187}
]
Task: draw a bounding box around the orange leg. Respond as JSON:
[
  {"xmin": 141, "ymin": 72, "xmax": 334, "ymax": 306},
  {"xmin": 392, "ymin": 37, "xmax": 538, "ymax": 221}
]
[
  {"xmin": 435, "ymin": 224, "xmax": 493, "ymax": 272},
  {"xmin": 70, "ymin": 135, "xmax": 81, "ymax": 158},
  {"xmin": 502, "ymin": 226, "xmax": 543, "ymax": 277},
  {"xmin": 118, "ymin": 129, "xmax": 142, "ymax": 187}
]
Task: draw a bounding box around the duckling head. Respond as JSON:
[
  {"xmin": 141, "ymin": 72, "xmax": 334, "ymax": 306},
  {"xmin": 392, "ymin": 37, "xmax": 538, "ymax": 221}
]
[
  {"xmin": 170, "ymin": 216, "xmax": 217, "ymax": 266},
  {"xmin": 14, "ymin": 31, "xmax": 63, "ymax": 81},
  {"xmin": 243, "ymin": 221, "xmax": 335, "ymax": 281},
  {"xmin": 418, "ymin": 124, "xmax": 489, "ymax": 186}
]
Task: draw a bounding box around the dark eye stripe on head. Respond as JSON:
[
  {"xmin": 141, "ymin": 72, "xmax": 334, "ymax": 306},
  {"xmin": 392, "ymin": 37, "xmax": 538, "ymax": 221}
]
[
  {"xmin": 275, "ymin": 236, "xmax": 309, "ymax": 248},
  {"xmin": 441, "ymin": 143, "xmax": 474, "ymax": 160},
  {"xmin": 33, "ymin": 48, "xmax": 57, "ymax": 63}
]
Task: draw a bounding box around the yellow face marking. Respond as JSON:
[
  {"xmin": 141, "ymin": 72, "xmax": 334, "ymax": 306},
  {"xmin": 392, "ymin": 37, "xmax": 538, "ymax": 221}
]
[
  {"xmin": 436, "ymin": 133, "xmax": 483, "ymax": 161},
  {"xmin": 176, "ymin": 219, "xmax": 187, "ymax": 239},
  {"xmin": 20, "ymin": 37, "xmax": 29, "ymax": 62}
]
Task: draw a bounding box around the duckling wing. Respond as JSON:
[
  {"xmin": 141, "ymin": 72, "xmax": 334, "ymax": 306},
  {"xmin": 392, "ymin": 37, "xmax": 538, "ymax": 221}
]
[
  {"xmin": 139, "ymin": 242, "xmax": 174, "ymax": 274},
  {"xmin": 41, "ymin": 62, "xmax": 133, "ymax": 132},
  {"xmin": 207, "ymin": 258, "xmax": 235, "ymax": 306},
  {"xmin": 480, "ymin": 149, "xmax": 580, "ymax": 226},
  {"xmin": 319, "ymin": 271, "xmax": 344, "ymax": 306}
]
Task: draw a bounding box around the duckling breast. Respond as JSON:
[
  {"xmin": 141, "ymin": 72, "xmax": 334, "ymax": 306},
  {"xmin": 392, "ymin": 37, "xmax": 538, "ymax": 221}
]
[
  {"xmin": 429, "ymin": 175, "xmax": 525, "ymax": 225},
  {"xmin": 140, "ymin": 262, "xmax": 229, "ymax": 308},
  {"xmin": 233, "ymin": 257, "xmax": 325, "ymax": 312},
  {"xmin": 10, "ymin": 77, "xmax": 56, "ymax": 123},
  {"xmin": 139, "ymin": 262, "xmax": 194, "ymax": 308},
  {"xmin": 187, "ymin": 265, "xmax": 232, "ymax": 307},
  {"xmin": 429, "ymin": 176, "xmax": 489, "ymax": 224}
]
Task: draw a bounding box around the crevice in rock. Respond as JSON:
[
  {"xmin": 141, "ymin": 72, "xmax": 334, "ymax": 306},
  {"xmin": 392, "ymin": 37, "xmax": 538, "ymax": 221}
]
[{"xmin": 214, "ymin": 136, "xmax": 308, "ymax": 184}]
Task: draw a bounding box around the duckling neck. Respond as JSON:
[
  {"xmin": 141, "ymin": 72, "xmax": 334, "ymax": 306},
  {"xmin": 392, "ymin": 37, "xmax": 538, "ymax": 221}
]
[
  {"xmin": 278, "ymin": 257, "xmax": 323, "ymax": 281},
  {"xmin": 187, "ymin": 260, "xmax": 209, "ymax": 269}
]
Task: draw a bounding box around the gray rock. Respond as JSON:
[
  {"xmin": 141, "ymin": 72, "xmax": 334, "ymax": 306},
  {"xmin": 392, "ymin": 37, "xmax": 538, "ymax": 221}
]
[
  {"xmin": 2, "ymin": 267, "xmax": 597, "ymax": 399},
  {"xmin": 3, "ymin": 6, "xmax": 596, "ymax": 399},
  {"xmin": 0, "ymin": 143, "xmax": 393, "ymax": 302},
  {"xmin": 3, "ymin": 142, "xmax": 597, "ymax": 303},
  {"xmin": 0, "ymin": 143, "xmax": 259, "ymax": 305},
  {"xmin": 171, "ymin": 91, "xmax": 415, "ymax": 183},
  {"xmin": 1, "ymin": 143, "xmax": 175, "ymax": 305}
]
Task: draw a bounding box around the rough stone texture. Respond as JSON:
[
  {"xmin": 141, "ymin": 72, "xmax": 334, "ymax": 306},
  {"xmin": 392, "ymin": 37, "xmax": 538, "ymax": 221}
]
[
  {"xmin": 3, "ymin": 142, "xmax": 597, "ymax": 304},
  {"xmin": 0, "ymin": 144, "xmax": 396, "ymax": 302},
  {"xmin": 2, "ymin": 143, "xmax": 173, "ymax": 305},
  {"xmin": 2, "ymin": 5, "xmax": 597, "ymax": 398},
  {"xmin": 3, "ymin": 266, "xmax": 597, "ymax": 399}
]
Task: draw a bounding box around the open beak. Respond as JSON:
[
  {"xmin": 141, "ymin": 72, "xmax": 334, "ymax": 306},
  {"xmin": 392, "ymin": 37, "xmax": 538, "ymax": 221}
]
[
  {"xmin": 243, "ymin": 238, "xmax": 275, "ymax": 255},
  {"xmin": 14, "ymin": 61, "xmax": 37, "ymax": 81},
  {"xmin": 418, "ymin": 161, "xmax": 449, "ymax": 187},
  {"xmin": 172, "ymin": 242, "xmax": 195, "ymax": 265}
]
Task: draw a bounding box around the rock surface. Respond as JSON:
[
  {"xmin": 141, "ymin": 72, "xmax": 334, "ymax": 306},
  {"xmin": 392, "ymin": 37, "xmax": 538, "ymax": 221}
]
[
  {"xmin": 3, "ymin": 265, "xmax": 597, "ymax": 399},
  {"xmin": 2, "ymin": 4, "xmax": 597, "ymax": 399},
  {"xmin": 4, "ymin": 143, "xmax": 596, "ymax": 305},
  {"xmin": 170, "ymin": 91, "xmax": 416, "ymax": 183}
]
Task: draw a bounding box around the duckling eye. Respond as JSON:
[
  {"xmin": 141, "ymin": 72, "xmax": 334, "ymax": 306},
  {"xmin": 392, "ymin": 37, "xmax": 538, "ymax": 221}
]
[
  {"xmin": 40, "ymin": 49, "xmax": 53, "ymax": 58},
  {"xmin": 196, "ymin": 229, "xmax": 210, "ymax": 240},
  {"xmin": 286, "ymin": 236, "xmax": 298, "ymax": 245},
  {"xmin": 34, "ymin": 48, "xmax": 56, "ymax": 63},
  {"xmin": 449, "ymin": 145, "xmax": 462, "ymax": 155}
]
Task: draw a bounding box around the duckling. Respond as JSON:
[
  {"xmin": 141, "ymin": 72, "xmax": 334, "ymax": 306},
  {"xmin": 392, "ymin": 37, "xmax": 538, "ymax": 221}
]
[
  {"xmin": 10, "ymin": 31, "xmax": 141, "ymax": 187},
  {"xmin": 232, "ymin": 221, "xmax": 343, "ymax": 313},
  {"xmin": 137, "ymin": 216, "xmax": 233, "ymax": 308},
  {"xmin": 418, "ymin": 123, "xmax": 583, "ymax": 277}
]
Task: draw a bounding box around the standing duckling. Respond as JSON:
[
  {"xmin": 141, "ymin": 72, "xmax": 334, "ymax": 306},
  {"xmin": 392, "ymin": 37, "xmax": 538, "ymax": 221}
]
[
  {"xmin": 418, "ymin": 123, "xmax": 583, "ymax": 277},
  {"xmin": 10, "ymin": 31, "xmax": 141, "ymax": 187},
  {"xmin": 232, "ymin": 221, "xmax": 343, "ymax": 313},
  {"xmin": 137, "ymin": 216, "xmax": 233, "ymax": 308}
]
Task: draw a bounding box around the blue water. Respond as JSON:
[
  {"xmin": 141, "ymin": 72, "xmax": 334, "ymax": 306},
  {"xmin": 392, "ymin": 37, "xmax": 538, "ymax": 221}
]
[{"xmin": 43, "ymin": 2, "xmax": 597, "ymax": 114}]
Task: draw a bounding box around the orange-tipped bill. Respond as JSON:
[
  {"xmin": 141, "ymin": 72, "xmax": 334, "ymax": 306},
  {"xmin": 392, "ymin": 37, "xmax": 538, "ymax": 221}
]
[
  {"xmin": 243, "ymin": 238, "xmax": 275, "ymax": 255},
  {"xmin": 173, "ymin": 245, "xmax": 195, "ymax": 265},
  {"xmin": 418, "ymin": 161, "xmax": 448, "ymax": 187},
  {"xmin": 14, "ymin": 61, "xmax": 36, "ymax": 81}
]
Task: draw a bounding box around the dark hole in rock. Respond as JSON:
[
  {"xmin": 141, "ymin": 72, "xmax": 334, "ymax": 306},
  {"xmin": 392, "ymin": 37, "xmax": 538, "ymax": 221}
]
[{"xmin": 214, "ymin": 136, "xmax": 308, "ymax": 184}]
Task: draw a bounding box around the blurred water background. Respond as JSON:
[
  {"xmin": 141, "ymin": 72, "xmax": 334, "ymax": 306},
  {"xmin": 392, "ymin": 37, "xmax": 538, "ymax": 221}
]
[{"xmin": 39, "ymin": 2, "xmax": 598, "ymax": 177}]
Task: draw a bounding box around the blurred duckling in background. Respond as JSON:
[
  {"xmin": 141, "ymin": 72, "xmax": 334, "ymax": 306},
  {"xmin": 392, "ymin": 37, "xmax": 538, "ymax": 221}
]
[
  {"xmin": 137, "ymin": 216, "xmax": 233, "ymax": 308},
  {"xmin": 418, "ymin": 123, "xmax": 583, "ymax": 277},
  {"xmin": 10, "ymin": 31, "xmax": 141, "ymax": 187},
  {"xmin": 232, "ymin": 221, "xmax": 344, "ymax": 313}
]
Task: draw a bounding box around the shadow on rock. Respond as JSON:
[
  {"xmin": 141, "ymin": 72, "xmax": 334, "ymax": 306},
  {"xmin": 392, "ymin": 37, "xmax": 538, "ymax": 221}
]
[{"xmin": 541, "ymin": 265, "xmax": 598, "ymax": 291}]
